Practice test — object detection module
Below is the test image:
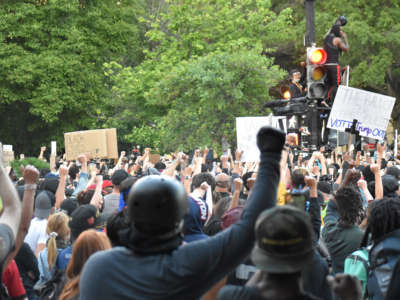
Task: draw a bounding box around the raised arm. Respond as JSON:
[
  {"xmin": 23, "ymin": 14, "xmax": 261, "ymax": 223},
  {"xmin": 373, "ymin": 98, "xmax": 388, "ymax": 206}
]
[
  {"xmin": 0, "ymin": 145, "xmax": 22, "ymax": 262},
  {"xmin": 4, "ymin": 165, "xmax": 39, "ymax": 269}
]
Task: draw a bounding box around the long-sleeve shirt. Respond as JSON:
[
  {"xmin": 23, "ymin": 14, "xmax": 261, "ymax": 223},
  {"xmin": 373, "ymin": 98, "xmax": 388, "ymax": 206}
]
[
  {"xmin": 71, "ymin": 172, "xmax": 89, "ymax": 198},
  {"xmin": 79, "ymin": 152, "xmax": 281, "ymax": 300}
]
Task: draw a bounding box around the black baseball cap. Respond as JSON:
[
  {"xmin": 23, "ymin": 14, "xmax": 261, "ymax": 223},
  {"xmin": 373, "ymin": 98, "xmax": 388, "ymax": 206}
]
[{"xmin": 251, "ymin": 206, "xmax": 315, "ymax": 274}]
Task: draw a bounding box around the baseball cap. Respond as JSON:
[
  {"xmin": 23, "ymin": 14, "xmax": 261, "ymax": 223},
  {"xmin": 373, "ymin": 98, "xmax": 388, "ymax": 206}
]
[
  {"xmin": 69, "ymin": 204, "xmax": 98, "ymax": 238},
  {"xmin": 60, "ymin": 198, "xmax": 78, "ymax": 216},
  {"xmin": 251, "ymin": 205, "xmax": 314, "ymax": 274},
  {"xmin": 34, "ymin": 191, "xmax": 52, "ymax": 219},
  {"xmin": 111, "ymin": 170, "xmax": 129, "ymax": 186}
]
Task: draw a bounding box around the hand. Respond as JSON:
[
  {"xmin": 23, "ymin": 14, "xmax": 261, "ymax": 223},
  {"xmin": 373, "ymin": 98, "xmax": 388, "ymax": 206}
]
[
  {"xmin": 22, "ymin": 165, "xmax": 39, "ymax": 184},
  {"xmin": 194, "ymin": 149, "xmax": 201, "ymax": 157},
  {"xmin": 20, "ymin": 154, "xmax": 25, "ymax": 160},
  {"xmin": 304, "ymin": 176, "xmax": 317, "ymax": 188},
  {"xmin": 144, "ymin": 148, "xmax": 151, "ymax": 155},
  {"xmin": 363, "ymin": 144, "xmax": 369, "ymax": 152},
  {"xmin": 200, "ymin": 182, "xmax": 210, "ymax": 190},
  {"xmin": 40, "ymin": 146, "xmax": 46, "ymax": 152},
  {"xmin": 327, "ymin": 274, "xmax": 362, "ymax": 300},
  {"xmin": 59, "ymin": 165, "xmax": 68, "ymax": 178},
  {"xmin": 78, "ymin": 154, "xmax": 87, "ymax": 164},
  {"xmin": 370, "ymin": 163, "xmax": 380, "ymax": 174},
  {"xmin": 257, "ymin": 127, "xmax": 285, "ymax": 153},
  {"xmin": 235, "ymin": 150, "xmax": 243, "ymax": 162},
  {"xmin": 247, "ymin": 173, "xmax": 257, "ymax": 190},
  {"xmin": 357, "ymin": 179, "xmax": 367, "ymax": 190},
  {"xmin": 343, "ymin": 168, "xmax": 360, "ymax": 185},
  {"xmin": 221, "ymin": 155, "xmax": 228, "ymax": 162},
  {"xmin": 120, "ymin": 151, "xmax": 126, "ymax": 157},
  {"xmin": 285, "ymin": 133, "xmax": 297, "ymax": 146},
  {"xmin": 203, "ymin": 147, "xmax": 209, "ymax": 156},
  {"xmin": 234, "ymin": 178, "xmax": 243, "ymax": 191}
]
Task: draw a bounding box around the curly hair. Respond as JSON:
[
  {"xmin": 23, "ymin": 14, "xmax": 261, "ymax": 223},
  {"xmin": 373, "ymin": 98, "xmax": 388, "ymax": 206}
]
[
  {"xmin": 334, "ymin": 186, "xmax": 363, "ymax": 225},
  {"xmin": 366, "ymin": 197, "xmax": 400, "ymax": 243},
  {"xmin": 192, "ymin": 172, "xmax": 216, "ymax": 191}
]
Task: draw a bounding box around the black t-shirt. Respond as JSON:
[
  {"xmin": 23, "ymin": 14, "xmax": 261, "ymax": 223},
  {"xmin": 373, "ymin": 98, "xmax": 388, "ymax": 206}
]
[{"xmin": 217, "ymin": 286, "xmax": 322, "ymax": 300}]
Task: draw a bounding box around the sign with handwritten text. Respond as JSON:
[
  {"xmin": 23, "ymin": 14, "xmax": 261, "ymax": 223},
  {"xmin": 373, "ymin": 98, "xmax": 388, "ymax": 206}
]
[
  {"xmin": 327, "ymin": 86, "xmax": 396, "ymax": 140},
  {"xmin": 236, "ymin": 116, "xmax": 286, "ymax": 162}
]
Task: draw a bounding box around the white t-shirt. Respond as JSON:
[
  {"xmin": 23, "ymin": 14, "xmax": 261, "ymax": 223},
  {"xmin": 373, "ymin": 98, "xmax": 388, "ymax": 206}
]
[{"xmin": 24, "ymin": 217, "xmax": 48, "ymax": 253}]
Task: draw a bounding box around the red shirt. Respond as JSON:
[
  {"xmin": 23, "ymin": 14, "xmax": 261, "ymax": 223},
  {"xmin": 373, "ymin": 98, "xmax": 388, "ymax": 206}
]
[{"xmin": 2, "ymin": 259, "xmax": 27, "ymax": 299}]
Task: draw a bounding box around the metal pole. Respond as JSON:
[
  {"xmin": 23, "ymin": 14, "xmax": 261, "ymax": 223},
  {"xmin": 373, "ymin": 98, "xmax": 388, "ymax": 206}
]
[{"xmin": 305, "ymin": 0, "xmax": 316, "ymax": 47}]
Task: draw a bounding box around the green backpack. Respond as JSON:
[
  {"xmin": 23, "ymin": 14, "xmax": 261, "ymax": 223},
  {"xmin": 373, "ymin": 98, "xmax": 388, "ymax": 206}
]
[{"xmin": 344, "ymin": 248, "xmax": 369, "ymax": 296}]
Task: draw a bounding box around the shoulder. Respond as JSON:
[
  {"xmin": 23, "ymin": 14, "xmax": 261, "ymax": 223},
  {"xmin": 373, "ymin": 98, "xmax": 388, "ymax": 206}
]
[{"xmin": 0, "ymin": 223, "xmax": 15, "ymax": 262}]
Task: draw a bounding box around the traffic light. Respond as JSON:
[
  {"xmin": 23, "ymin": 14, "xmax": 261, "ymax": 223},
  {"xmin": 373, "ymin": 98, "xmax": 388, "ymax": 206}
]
[{"xmin": 306, "ymin": 47, "xmax": 327, "ymax": 99}]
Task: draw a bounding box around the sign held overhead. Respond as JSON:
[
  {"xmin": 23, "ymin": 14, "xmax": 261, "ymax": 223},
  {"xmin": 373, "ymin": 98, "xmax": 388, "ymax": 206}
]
[{"xmin": 327, "ymin": 86, "xmax": 396, "ymax": 140}]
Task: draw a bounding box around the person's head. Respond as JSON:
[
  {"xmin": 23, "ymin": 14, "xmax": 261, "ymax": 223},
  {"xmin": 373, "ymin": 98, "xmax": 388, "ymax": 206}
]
[
  {"xmin": 127, "ymin": 175, "xmax": 188, "ymax": 239},
  {"xmin": 381, "ymin": 175, "xmax": 399, "ymax": 197},
  {"xmin": 386, "ymin": 166, "xmax": 400, "ymax": 180},
  {"xmin": 34, "ymin": 191, "xmax": 53, "ymax": 219},
  {"xmin": 111, "ymin": 170, "xmax": 129, "ymax": 188},
  {"xmin": 68, "ymin": 205, "xmax": 98, "ymax": 241},
  {"xmin": 289, "ymin": 69, "xmax": 301, "ymax": 83},
  {"xmin": 192, "ymin": 172, "xmax": 216, "ymax": 191},
  {"xmin": 251, "ymin": 206, "xmax": 314, "ymax": 274},
  {"xmin": 242, "ymin": 171, "xmax": 255, "ymax": 191},
  {"xmin": 334, "ymin": 186, "xmax": 363, "ymax": 225},
  {"xmin": 46, "ymin": 212, "xmax": 70, "ymax": 270},
  {"xmin": 76, "ymin": 189, "xmax": 95, "ymax": 206},
  {"xmin": 291, "ymin": 169, "xmax": 306, "ymax": 189},
  {"xmin": 366, "ymin": 198, "xmax": 400, "ymax": 243},
  {"xmin": 60, "ymin": 198, "xmax": 78, "ymax": 216},
  {"xmin": 68, "ymin": 165, "xmax": 80, "ymax": 181},
  {"xmin": 106, "ymin": 211, "xmax": 129, "ymax": 247},
  {"xmin": 215, "ymin": 173, "xmax": 230, "ymax": 191},
  {"xmin": 59, "ymin": 230, "xmax": 111, "ymax": 300}
]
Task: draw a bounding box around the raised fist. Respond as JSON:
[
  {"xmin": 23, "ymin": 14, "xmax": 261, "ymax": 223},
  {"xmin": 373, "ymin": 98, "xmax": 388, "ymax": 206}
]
[
  {"xmin": 256, "ymin": 127, "xmax": 285, "ymax": 153},
  {"xmin": 22, "ymin": 165, "xmax": 40, "ymax": 184}
]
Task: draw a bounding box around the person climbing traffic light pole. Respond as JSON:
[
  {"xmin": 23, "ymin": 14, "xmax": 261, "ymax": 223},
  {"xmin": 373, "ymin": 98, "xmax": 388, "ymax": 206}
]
[{"xmin": 323, "ymin": 19, "xmax": 350, "ymax": 104}]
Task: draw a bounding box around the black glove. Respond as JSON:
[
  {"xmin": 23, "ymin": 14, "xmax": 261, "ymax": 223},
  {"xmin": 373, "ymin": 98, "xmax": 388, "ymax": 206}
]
[{"xmin": 256, "ymin": 126, "xmax": 285, "ymax": 153}]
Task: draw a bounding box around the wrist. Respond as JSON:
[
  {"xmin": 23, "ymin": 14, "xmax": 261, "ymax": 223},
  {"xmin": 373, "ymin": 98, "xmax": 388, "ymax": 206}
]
[{"xmin": 24, "ymin": 184, "xmax": 37, "ymax": 191}]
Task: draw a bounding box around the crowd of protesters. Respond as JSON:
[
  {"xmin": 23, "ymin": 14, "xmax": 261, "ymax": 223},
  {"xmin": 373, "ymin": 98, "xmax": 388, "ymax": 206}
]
[{"xmin": 1, "ymin": 127, "xmax": 400, "ymax": 300}]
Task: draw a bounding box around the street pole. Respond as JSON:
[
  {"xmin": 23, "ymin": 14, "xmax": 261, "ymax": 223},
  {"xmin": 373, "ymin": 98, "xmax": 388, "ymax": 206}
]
[{"xmin": 305, "ymin": 0, "xmax": 315, "ymax": 47}]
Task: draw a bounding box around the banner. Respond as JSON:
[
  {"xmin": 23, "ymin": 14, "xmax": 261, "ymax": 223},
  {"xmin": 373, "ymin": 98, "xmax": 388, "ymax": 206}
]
[
  {"xmin": 236, "ymin": 116, "xmax": 286, "ymax": 162},
  {"xmin": 327, "ymin": 86, "xmax": 396, "ymax": 140}
]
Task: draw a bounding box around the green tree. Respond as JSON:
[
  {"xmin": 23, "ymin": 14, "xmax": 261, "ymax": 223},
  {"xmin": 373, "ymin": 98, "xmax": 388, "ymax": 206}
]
[
  {"xmin": 0, "ymin": 0, "xmax": 144, "ymax": 154},
  {"xmin": 139, "ymin": 51, "xmax": 286, "ymax": 152},
  {"xmin": 106, "ymin": 0, "xmax": 295, "ymax": 149}
]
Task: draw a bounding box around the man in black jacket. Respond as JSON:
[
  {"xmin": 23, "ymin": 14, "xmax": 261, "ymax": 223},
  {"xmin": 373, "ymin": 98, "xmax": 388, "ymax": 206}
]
[{"xmin": 80, "ymin": 127, "xmax": 284, "ymax": 300}]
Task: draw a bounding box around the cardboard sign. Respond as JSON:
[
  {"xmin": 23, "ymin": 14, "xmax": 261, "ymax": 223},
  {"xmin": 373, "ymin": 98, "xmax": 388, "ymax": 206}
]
[
  {"xmin": 236, "ymin": 116, "xmax": 286, "ymax": 162},
  {"xmin": 64, "ymin": 128, "xmax": 118, "ymax": 160},
  {"xmin": 328, "ymin": 86, "xmax": 396, "ymax": 140}
]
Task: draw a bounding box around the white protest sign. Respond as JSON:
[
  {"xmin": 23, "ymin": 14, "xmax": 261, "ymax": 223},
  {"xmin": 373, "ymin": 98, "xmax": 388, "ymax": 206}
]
[
  {"xmin": 51, "ymin": 141, "xmax": 57, "ymax": 155},
  {"xmin": 2, "ymin": 145, "xmax": 12, "ymax": 152},
  {"xmin": 327, "ymin": 86, "xmax": 396, "ymax": 140},
  {"xmin": 236, "ymin": 116, "xmax": 286, "ymax": 162}
]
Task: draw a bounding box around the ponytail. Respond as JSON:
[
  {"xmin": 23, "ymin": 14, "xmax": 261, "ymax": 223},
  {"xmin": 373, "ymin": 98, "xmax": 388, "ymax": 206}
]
[{"xmin": 47, "ymin": 232, "xmax": 58, "ymax": 270}]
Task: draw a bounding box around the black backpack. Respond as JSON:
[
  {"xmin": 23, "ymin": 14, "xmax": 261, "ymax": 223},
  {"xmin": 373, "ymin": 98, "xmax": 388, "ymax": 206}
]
[
  {"xmin": 367, "ymin": 229, "xmax": 400, "ymax": 300},
  {"xmin": 37, "ymin": 267, "xmax": 66, "ymax": 300}
]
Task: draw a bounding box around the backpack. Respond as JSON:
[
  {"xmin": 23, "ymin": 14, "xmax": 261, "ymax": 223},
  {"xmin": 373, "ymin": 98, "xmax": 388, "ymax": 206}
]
[
  {"xmin": 344, "ymin": 248, "xmax": 369, "ymax": 296},
  {"xmin": 367, "ymin": 229, "xmax": 400, "ymax": 300},
  {"xmin": 36, "ymin": 262, "xmax": 67, "ymax": 300}
]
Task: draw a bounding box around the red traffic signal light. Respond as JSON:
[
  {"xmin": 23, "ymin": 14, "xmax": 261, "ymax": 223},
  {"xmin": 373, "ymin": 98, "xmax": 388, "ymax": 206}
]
[{"xmin": 308, "ymin": 48, "xmax": 327, "ymax": 65}]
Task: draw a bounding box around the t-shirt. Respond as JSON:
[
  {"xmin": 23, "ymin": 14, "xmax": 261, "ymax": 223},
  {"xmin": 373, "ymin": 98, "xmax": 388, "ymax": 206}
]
[
  {"xmin": 24, "ymin": 218, "xmax": 48, "ymax": 253},
  {"xmin": 56, "ymin": 245, "xmax": 73, "ymax": 271},
  {"xmin": 102, "ymin": 193, "xmax": 120, "ymax": 215},
  {"xmin": 2, "ymin": 260, "xmax": 27, "ymax": 299},
  {"xmin": 217, "ymin": 286, "xmax": 322, "ymax": 300}
]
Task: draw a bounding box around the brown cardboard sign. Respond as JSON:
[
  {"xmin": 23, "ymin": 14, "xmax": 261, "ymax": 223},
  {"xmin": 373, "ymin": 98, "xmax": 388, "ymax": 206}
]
[{"xmin": 64, "ymin": 129, "xmax": 118, "ymax": 161}]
